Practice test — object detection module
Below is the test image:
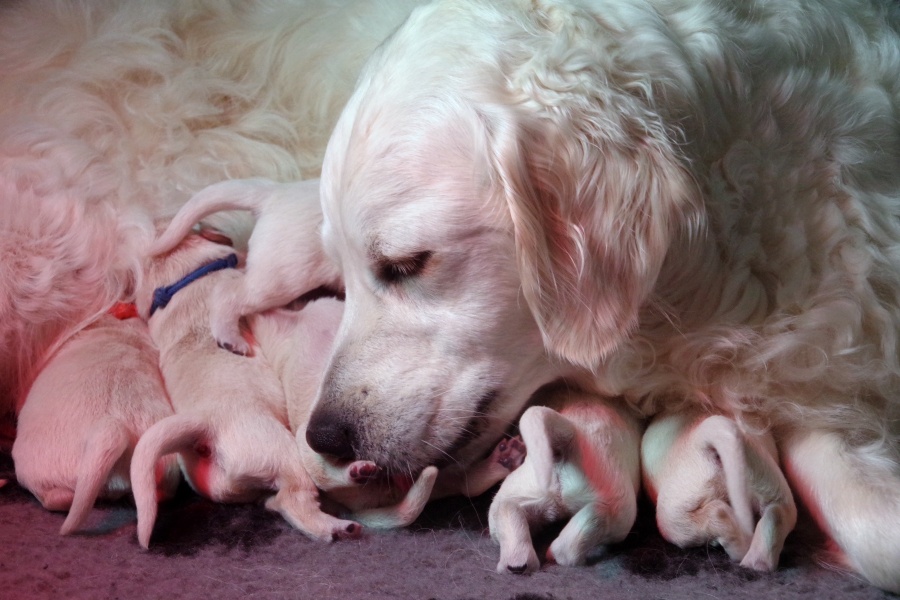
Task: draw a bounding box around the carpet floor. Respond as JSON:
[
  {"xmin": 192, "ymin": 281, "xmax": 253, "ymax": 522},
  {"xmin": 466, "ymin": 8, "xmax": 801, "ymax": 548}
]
[{"xmin": 0, "ymin": 453, "xmax": 892, "ymax": 600}]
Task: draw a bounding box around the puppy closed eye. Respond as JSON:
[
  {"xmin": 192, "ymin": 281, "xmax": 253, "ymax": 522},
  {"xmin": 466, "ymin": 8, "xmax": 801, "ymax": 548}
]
[{"xmin": 377, "ymin": 250, "xmax": 433, "ymax": 284}]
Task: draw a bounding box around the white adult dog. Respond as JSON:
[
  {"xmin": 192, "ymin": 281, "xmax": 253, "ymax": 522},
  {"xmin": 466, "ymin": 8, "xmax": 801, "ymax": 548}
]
[
  {"xmin": 309, "ymin": 0, "xmax": 900, "ymax": 592},
  {"xmin": 641, "ymin": 411, "xmax": 797, "ymax": 572},
  {"xmin": 489, "ymin": 388, "xmax": 642, "ymax": 575}
]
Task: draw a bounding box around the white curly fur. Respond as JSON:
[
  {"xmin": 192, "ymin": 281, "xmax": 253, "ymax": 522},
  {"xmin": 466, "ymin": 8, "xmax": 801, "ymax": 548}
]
[
  {"xmin": 313, "ymin": 0, "xmax": 900, "ymax": 591},
  {"xmin": 0, "ymin": 0, "xmax": 419, "ymax": 418}
]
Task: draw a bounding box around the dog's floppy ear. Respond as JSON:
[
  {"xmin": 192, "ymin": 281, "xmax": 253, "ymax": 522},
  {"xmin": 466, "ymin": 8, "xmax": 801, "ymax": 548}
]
[{"xmin": 485, "ymin": 57, "xmax": 701, "ymax": 368}]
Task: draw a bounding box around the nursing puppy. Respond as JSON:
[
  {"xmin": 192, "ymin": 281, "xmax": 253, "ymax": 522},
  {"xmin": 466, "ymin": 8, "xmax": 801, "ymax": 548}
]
[
  {"xmin": 313, "ymin": 0, "xmax": 900, "ymax": 590},
  {"xmin": 252, "ymin": 299, "xmax": 523, "ymax": 529},
  {"xmin": 641, "ymin": 411, "xmax": 796, "ymax": 571},
  {"xmin": 488, "ymin": 388, "xmax": 641, "ymax": 574},
  {"xmin": 12, "ymin": 313, "xmax": 180, "ymax": 535},
  {"xmin": 150, "ymin": 178, "xmax": 341, "ymax": 356},
  {"xmin": 130, "ymin": 231, "xmax": 360, "ymax": 548}
]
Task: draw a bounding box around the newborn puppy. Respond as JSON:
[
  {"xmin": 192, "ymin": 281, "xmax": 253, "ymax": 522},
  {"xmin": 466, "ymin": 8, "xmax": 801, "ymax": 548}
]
[
  {"xmin": 149, "ymin": 178, "xmax": 341, "ymax": 356},
  {"xmin": 252, "ymin": 299, "xmax": 524, "ymax": 529},
  {"xmin": 130, "ymin": 230, "xmax": 360, "ymax": 548},
  {"xmin": 641, "ymin": 410, "xmax": 797, "ymax": 571},
  {"xmin": 488, "ymin": 388, "xmax": 642, "ymax": 574},
  {"xmin": 12, "ymin": 312, "xmax": 180, "ymax": 535}
]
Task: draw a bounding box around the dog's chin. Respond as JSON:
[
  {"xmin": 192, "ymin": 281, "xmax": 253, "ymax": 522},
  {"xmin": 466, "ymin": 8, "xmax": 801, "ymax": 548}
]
[
  {"xmin": 432, "ymin": 389, "xmax": 500, "ymax": 471},
  {"xmin": 338, "ymin": 388, "xmax": 502, "ymax": 479}
]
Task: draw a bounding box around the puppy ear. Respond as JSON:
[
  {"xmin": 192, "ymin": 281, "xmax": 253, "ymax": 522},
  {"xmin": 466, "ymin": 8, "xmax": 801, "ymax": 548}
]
[{"xmin": 486, "ymin": 89, "xmax": 700, "ymax": 369}]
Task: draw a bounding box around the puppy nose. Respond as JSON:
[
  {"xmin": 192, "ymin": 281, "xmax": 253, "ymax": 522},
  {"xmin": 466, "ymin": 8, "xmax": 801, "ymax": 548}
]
[{"xmin": 305, "ymin": 411, "xmax": 357, "ymax": 461}]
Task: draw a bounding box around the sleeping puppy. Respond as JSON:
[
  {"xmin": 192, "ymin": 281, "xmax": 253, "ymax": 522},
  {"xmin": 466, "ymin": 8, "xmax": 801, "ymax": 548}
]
[
  {"xmin": 488, "ymin": 387, "xmax": 642, "ymax": 574},
  {"xmin": 252, "ymin": 298, "xmax": 524, "ymax": 529},
  {"xmin": 130, "ymin": 230, "xmax": 360, "ymax": 548},
  {"xmin": 12, "ymin": 312, "xmax": 180, "ymax": 535},
  {"xmin": 641, "ymin": 410, "xmax": 796, "ymax": 571},
  {"xmin": 148, "ymin": 178, "xmax": 341, "ymax": 356}
]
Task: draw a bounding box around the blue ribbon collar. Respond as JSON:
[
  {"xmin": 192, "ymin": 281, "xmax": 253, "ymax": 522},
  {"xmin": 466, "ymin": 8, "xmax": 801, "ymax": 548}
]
[{"xmin": 149, "ymin": 253, "xmax": 238, "ymax": 317}]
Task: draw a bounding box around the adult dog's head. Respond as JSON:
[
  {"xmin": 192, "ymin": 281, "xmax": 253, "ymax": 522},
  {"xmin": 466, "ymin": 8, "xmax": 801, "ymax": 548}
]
[{"xmin": 307, "ymin": 0, "xmax": 701, "ymax": 477}]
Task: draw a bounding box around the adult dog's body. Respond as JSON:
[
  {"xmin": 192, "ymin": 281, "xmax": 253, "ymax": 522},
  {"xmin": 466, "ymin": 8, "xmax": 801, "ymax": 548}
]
[{"xmin": 310, "ymin": 0, "xmax": 900, "ymax": 592}]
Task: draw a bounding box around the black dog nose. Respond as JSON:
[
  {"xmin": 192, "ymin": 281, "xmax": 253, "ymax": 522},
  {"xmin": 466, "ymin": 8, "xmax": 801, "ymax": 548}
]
[{"xmin": 305, "ymin": 411, "xmax": 357, "ymax": 461}]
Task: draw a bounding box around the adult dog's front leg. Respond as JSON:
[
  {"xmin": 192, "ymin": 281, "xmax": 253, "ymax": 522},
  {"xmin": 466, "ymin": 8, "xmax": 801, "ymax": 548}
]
[
  {"xmin": 781, "ymin": 427, "xmax": 900, "ymax": 593},
  {"xmin": 739, "ymin": 438, "xmax": 796, "ymax": 571}
]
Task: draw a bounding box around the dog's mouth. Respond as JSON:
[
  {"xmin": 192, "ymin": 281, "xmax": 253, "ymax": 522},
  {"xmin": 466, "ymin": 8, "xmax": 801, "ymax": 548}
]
[{"xmin": 435, "ymin": 389, "xmax": 499, "ymax": 469}]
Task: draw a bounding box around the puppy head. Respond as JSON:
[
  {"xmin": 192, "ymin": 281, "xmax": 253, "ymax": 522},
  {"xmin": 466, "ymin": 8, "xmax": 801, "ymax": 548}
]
[{"xmin": 311, "ymin": 0, "xmax": 699, "ymax": 475}]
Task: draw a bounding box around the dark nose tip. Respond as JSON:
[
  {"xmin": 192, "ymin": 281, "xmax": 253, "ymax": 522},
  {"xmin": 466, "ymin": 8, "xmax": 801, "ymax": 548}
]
[{"xmin": 305, "ymin": 411, "xmax": 357, "ymax": 461}]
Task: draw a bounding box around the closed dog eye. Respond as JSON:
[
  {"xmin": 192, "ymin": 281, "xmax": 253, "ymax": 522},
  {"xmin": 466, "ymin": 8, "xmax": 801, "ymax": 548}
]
[{"xmin": 376, "ymin": 250, "xmax": 433, "ymax": 284}]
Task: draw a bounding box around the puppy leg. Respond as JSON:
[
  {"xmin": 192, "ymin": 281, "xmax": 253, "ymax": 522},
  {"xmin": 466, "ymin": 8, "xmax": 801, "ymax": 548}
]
[
  {"xmin": 208, "ymin": 275, "xmax": 255, "ymax": 356},
  {"xmin": 740, "ymin": 501, "xmax": 796, "ymax": 571},
  {"xmin": 265, "ymin": 484, "xmax": 362, "ymax": 542},
  {"xmin": 782, "ymin": 427, "xmax": 900, "ymax": 593},
  {"xmin": 60, "ymin": 420, "xmax": 130, "ymax": 535},
  {"xmin": 35, "ymin": 488, "xmax": 76, "ymax": 512},
  {"xmin": 433, "ymin": 435, "xmax": 526, "ymax": 499},
  {"xmin": 349, "ymin": 466, "xmax": 438, "ymax": 529},
  {"xmin": 739, "ymin": 439, "xmax": 797, "ymax": 571},
  {"xmin": 490, "ymin": 496, "xmax": 541, "ymax": 575},
  {"xmin": 518, "ymin": 406, "xmax": 576, "ymax": 490}
]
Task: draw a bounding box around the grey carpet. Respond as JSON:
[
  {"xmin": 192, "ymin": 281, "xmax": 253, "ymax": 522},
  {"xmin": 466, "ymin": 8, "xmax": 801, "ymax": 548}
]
[{"xmin": 0, "ymin": 453, "xmax": 891, "ymax": 600}]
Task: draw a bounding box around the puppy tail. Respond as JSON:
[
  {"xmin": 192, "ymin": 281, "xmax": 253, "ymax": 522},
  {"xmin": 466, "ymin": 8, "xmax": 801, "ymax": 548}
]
[
  {"xmin": 130, "ymin": 415, "xmax": 205, "ymax": 549},
  {"xmin": 149, "ymin": 178, "xmax": 278, "ymax": 256},
  {"xmin": 59, "ymin": 420, "xmax": 130, "ymax": 536},
  {"xmin": 351, "ymin": 466, "xmax": 439, "ymax": 529},
  {"xmin": 695, "ymin": 416, "xmax": 756, "ymax": 539}
]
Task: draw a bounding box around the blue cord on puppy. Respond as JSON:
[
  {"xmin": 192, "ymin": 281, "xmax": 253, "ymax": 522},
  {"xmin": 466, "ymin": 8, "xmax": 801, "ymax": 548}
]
[{"xmin": 149, "ymin": 253, "xmax": 239, "ymax": 317}]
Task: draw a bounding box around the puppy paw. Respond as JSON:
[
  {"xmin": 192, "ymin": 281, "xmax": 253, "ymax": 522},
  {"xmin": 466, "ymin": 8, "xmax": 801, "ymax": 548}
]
[
  {"xmin": 497, "ymin": 546, "xmax": 540, "ymax": 575},
  {"xmin": 217, "ymin": 338, "xmax": 251, "ymax": 356},
  {"xmin": 348, "ymin": 461, "xmax": 380, "ymax": 484},
  {"xmin": 739, "ymin": 550, "xmax": 775, "ymax": 572},
  {"xmin": 547, "ymin": 538, "xmax": 587, "ymax": 567},
  {"xmin": 330, "ymin": 520, "xmax": 363, "ymax": 542},
  {"xmin": 494, "ymin": 435, "xmax": 526, "ymax": 471}
]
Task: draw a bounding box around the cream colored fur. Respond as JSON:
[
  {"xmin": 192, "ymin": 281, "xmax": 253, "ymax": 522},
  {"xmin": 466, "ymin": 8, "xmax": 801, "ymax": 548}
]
[
  {"xmin": 252, "ymin": 299, "xmax": 523, "ymax": 529},
  {"xmin": 1, "ymin": 0, "xmax": 899, "ymax": 590},
  {"xmin": 488, "ymin": 388, "xmax": 642, "ymax": 574},
  {"xmin": 13, "ymin": 314, "xmax": 180, "ymax": 536},
  {"xmin": 0, "ymin": 0, "xmax": 422, "ymax": 417},
  {"xmin": 129, "ymin": 232, "xmax": 361, "ymax": 548},
  {"xmin": 314, "ymin": 0, "xmax": 900, "ymax": 591},
  {"xmin": 641, "ymin": 411, "xmax": 797, "ymax": 571},
  {"xmin": 150, "ymin": 178, "xmax": 341, "ymax": 355}
]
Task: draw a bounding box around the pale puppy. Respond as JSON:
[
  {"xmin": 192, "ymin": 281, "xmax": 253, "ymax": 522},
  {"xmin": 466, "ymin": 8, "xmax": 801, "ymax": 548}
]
[
  {"xmin": 641, "ymin": 410, "xmax": 797, "ymax": 571},
  {"xmin": 488, "ymin": 387, "xmax": 642, "ymax": 574},
  {"xmin": 13, "ymin": 313, "xmax": 179, "ymax": 535},
  {"xmin": 150, "ymin": 178, "xmax": 341, "ymax": 356},
  {"xmin": 129, "ymin": 231, "xmax": 360, "ymax": 548}
]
